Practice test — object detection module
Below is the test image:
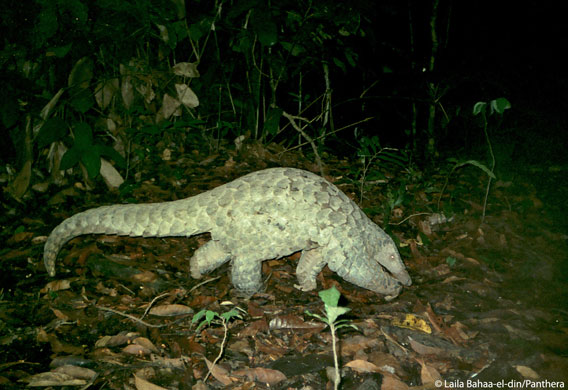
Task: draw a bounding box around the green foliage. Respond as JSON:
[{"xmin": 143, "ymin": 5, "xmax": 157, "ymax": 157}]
[
  {"xmin": 306, "ymin": 287, "xmax": 357, "ymax": 329},
  {"xmin": 192, "ymin": 307, "xmax": 244, "ymax": 383},
  {"xmin": 439, "ymin": 98, "xmax": 511, "ymax": 221},
  {"xmin": 306, "ymin": 286, "xmax": 357, "ymax": 390},
  {"xmin": 192, "ymin": 308, "xmax": 243, "ymax": 333},
  {"xmin": 59, "ymin": 122, "xmax": 126, "ymax": 178},
  {"xmin": 2, "ymin": 0, "xmax": 386, "ymax": 190}
]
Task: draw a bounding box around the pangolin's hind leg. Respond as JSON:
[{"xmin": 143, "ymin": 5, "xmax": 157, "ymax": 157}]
[
  {"xmin": 230, "ymin": 256, "xmax": 264, "ymax": 295},
  {"xmin": 190, "ymin": 240, "xmax": 231, "ymax": 279},
  {"xmin": 295, "ymin": 248, "xmax": 327, "ymax": 291}
]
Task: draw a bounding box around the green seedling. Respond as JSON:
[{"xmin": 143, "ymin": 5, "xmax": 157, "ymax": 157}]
[
  {"xmin": 192, "ymin": 307, "xmax": 244, "ymax": 382},
  {"xmin": 306, "ymin": 286, "xmax": 357, "ymax": 390}
]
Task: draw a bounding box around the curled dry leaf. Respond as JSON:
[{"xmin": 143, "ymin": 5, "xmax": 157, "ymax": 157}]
[
  {"xmin": 381, "ymin": 375, "xmax": 410, "ymax": 390},
  {"xmin": 149, "ymin": 304, "xmax": 193, "ymax": 317},
  {"xmin": 133, "ymin": 337, "xmax": 159, "ymax": 353},
  {"xmin": 419, "ymin": 359, "xmax": 442, "ymax": 385},
  {"xmin": 53, "ymin": 365, "xmax": 97, "ymax": 380},
  {"xmin": 204, "ymin": 357, "xmax": 233, "ymax": 386},
  {"xmin": 233, "ymin": 367, "xmax": 287, "ymax": 385},
  {"xmin": 25, "ymin": 371, "xmax": 86, "ymax": 387},
  {"xmin": 514, "ymin": 365, "xmax": 539, "ymax": 380},
  {"xmin": 134, "ymin": 374, "xmax": 168, "ymax": 390},
  {"xmin": 42, "ymin": 279, "xmax": 72, "ymax": 293},
  {"xmin": 408, "ymin": 337, "xmax": 444, "ymax": 355},
  {"xmin": 175, "ymin": 83, "xmax": 199, "ymax": 108},
  {"xmin": 160, "ymin": 93, "xmax": 182, "ymax": 120},
  {"xmin": 172, "ymin": 62, "xmax": 200, "ymax": 78},
  {"xmin": 344, "ymin": 359, "xmax": 382, "ymax": 373},
  {"xmin": 123, "ymin": 343, "xmax": 152, "ymax": 356}
]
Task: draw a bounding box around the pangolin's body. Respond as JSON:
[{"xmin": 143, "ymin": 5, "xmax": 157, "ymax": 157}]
[{"xmin": 44, "ymin": 168, "xmax": 411, "ymax": 299}]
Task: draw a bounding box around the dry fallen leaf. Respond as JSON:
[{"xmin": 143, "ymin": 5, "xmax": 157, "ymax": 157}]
[
  {"xmin": 345, "ymin": 359, "xmax": 382, "ymax": 373},
  {"xmin": 204, "ymin": 357, "xmax": 233, "ymax": 386},
  {"xmin": 123, "ymin": 344, "xmax": 152, "ymax": 356},
  {"xmin": 134, "ymin": 374, "xmax": 168, "ymax": 390},
  {"xmin": 408, "ymin": 337, "xmax": 444, "ymax": 355},
  {"xmin": 53, "ymin": 365, "xmax": 97, "ymax": 380},
  {"xmin": 514, "ymin": 365, "xmax": 540, "ymax": 380},
  {"xmin": 381, "ymin": 375, "xmax": 410, "ymax": 390},
  {"xmin": 42, "ymin": 279, "xmax": 72, "ymax": 293},
  {"xmin": 419, "ymin": 359, "xmax": 442, "ymax": 385},
  {"xmin": 233, "ymin": 367, "xmax": 287, "ymax": 385},
  {"xmin": 149, "ymin": 304, "xmax": 193, "ymax": 317},
  {"xmin": 25, "ymin": 371, "xmax": 86, "ymax": 387}
]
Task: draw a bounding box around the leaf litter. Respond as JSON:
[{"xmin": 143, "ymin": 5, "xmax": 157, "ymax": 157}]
[{"xmin": 0, "ymin": 157, "xmax": 567, "ymax": 389}]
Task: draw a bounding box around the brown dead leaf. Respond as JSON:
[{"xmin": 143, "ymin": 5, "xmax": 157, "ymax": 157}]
[
  {"xmin": 51, "ymin": 308, "xmax": 70, "ymax": 321},
  {"xmin": 132, "ymin": 270, "xmax": 158, "ymax": 283},
  {"xmin": 25, "ymin": 371, "xmax": 86, "ymax": 387},
  {"xmin": 408, "ymin": 337, "xmax": 444, "ymax": 355},
  {"xmin": 381, "ymin": 375, "xmax": 409, "ymax": 390},
  {"xmin": 42, "ymin": 279, "xmax": 72, "ymax": 293},
  {"xmin": 419, "ymin": 359, "xmax": 442, "ymax": 385},
  {"xmin": 418, "ymin": 219, "xmax": 433, "ymax": 236},
  {"xmin": 441, "ymin": 275, "xmax": 464, "ymax": 284},
  {"xmin": 149, "ymin": 304, "xmax": 193, "ymax": 317},
  {"xmin": 344, "ymin": 359, "xmax": 382, "ymax": 373},
  {"xmin": 514, "ymin": 365, "xmax": 539, "ymax": 380},
  {"xmin": 189, "ymin": 295, "xmax": 217, "ymax": 307},
  {"xmin": 123, "ymin": 344, "xmax": 152, "ymax": 356},
  {"xmin": 134, "ymin": 374, "xmax": 168, "ymax": 390},
  {"xmin": 240, "ymin": 319, "xmax": 269, "ymax": 337},
  {"xmin": 133, "ymin": 337, "xmax": 159, "ymax": 353},
  {"xmin": 247, "ymin": 301, "xmax": 265, "ymax": 317},
  {"xmin": 232, "ymin": 367, "xmax": 286, "ymax": 385},
  {"xmin": 95, "ymin": 332, "xmax": 139, "ymax": 348},
  {"xmin": 53, "ymin": 365, "xmax": 97, "ymax": 380},
  {"xmin": 341, "ymin": 335, "xmax": 381, "ymax": 356},
  {"xmin": 7, "ymin": 231, "xmax": 34, "ymax": 244},
  {"xmin": 204, "ymin": 357, "xmax": 233, "ymax": 386}
]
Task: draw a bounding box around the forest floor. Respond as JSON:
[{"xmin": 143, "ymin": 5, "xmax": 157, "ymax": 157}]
[{"xmin": 1, "ymin": 144, "xmax": 567, "ymax": 390}]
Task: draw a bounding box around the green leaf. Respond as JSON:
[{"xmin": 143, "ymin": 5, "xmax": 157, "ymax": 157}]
[
  {"xmin": 192, "ymin": 309, "xmax": 209, "ymax": 324},
  {"xmin": 490, "ymin": 97, "xmax": 511, "ymax": 115},
  {"xmin": 252, "ymin": 11, "xmax": 277, "ymax": 46},
  {"xmin": 95, "ymin": 144, "xmax": 127, "ymax": 169},
  {"xmin": 81, "ymin": 147, "xmax": 101, "ymax": 178},
  {"xmin": 220, "ymin": 308, "xmax": 242, "ymax": 322},
  {"xmin": 324, "ymin": 305, "xmax": 351, "ymax": 323},
  {"xmin": 47, "ymin": 43, "xmax": 73, "ymax": 58},
  {"xmin": 73, "ymin": 122, "xmax": 93, "ymax": 150},
  {"xmin": 60, "ymin": 147, "xmax": 81, "ymax": 170},
  {"xmin": 36, "ymin": 118, "xmax": 68, "ymax": 148},
  {"xmin": 472, "ymin": 101, "xmax": 487, "ymax": 116},
  {"xmin": 69, "ymin": 89, "xmax": 94, "ymax": 113},
  {"xmin": 318, "ymin": 286, "xmax": 341, "ymax": 307},
  {"xmin": 455, "ymin": 159, "xmax": 496, "ymax": 179},
  {"xmin": 280, "ymin": 41, "xmax": 305, "ymax": 56}
]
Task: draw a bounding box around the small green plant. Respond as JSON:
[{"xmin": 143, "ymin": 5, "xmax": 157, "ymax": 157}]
[
  {"xmin": 306, "ymin": 286, "xmax": 357, "ymax": 390},
  {"xmin": 192, "ymin": 307, "xmax": 244, "ymax": 383},
  {"xmin": 438, "ymin": 98, "xmax": 510, "ymax": 223}
]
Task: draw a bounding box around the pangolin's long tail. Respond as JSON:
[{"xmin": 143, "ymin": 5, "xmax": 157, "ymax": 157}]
[{"xmin": 43, "ymin": 199, "xmax": 205, "ymax": 276}]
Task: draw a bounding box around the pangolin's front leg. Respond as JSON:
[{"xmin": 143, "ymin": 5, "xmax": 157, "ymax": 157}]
[
  {"xmin": 295, "ymin": 248, "xmax": 327, "ymax": 291},
  {"xmin": 190, "ymin": 240, "xmax": 231, "ymax": 279}
]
